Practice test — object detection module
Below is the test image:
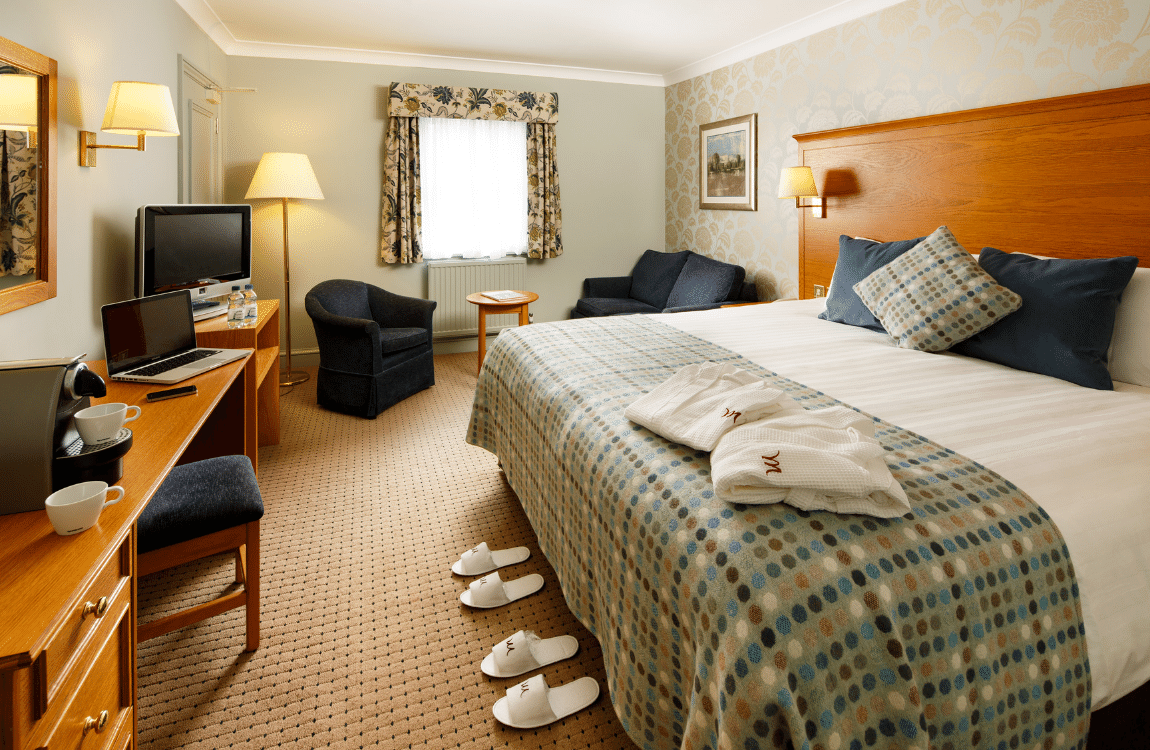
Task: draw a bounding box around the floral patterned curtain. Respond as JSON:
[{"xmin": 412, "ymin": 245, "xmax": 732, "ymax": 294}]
[
  {"xmin": 381, "ymin": 116, "xmax": 422, "ymax": 264},
  {"xmin": 0, "ymin": 131, "xmax": 37, "ymax": 278},
  {"xmin": 526, "ymin": 123, "xmax": 561, "ymax": 259},
  {"xmin": 381, "ymin": 82, "xmax": 561, "ymax": 264}
]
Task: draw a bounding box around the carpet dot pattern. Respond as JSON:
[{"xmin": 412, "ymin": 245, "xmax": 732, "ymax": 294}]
[{"xmin": 136, "ymin": 353, "xmax": 636, "ymax": 749}]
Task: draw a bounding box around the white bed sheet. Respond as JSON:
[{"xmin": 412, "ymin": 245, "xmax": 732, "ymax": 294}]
[{"xmin": 663, "ymin": 298, "xmax": 1150, "ymax": 709}]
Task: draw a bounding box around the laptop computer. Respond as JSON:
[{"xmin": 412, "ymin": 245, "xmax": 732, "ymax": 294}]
[{"xmin": 102, "ymin": 290, "xmax": 249, "ymax": 385}]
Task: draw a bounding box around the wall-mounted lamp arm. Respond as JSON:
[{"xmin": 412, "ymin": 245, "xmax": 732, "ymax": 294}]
[
  {"xmin": 79, "ymin": 131, "xmax": 146, "ymax": 166},
  {"xmin": 78, "ymin": 81, "xmax": 178, "ymax": 167}
]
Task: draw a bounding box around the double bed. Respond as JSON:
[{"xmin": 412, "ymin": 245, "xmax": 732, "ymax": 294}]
[{"xmin": 467, "ymin": 83, "xmax": 1150, "ymax": 750}]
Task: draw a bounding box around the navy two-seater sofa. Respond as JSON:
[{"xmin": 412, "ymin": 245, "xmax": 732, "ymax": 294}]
[{"xmin": 571, "ymin": 249, "xmax": 756, "ymax": 318}]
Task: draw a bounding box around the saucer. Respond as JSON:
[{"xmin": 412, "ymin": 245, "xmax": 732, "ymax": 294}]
[{"xmin": 75, "ymin": 428, "xmax": 132, "ymax": 453}]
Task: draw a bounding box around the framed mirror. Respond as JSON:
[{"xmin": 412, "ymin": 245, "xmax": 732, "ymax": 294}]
[{"xmin": 0, "ymin": 37, "xmax": 56, "ymax": 315}]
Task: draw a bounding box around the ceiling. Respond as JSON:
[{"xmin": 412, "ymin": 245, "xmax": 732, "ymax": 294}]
[{"xmin": 175, "ymin": 0, "xmax": 906, "ymax": 86}]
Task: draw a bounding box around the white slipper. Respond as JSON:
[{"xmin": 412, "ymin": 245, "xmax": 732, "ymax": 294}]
[
  {"xmin": 452, "ymin": 542, "xmax": 530, "ymax": 576},
  {"xmin": 460, "ymin": 571, "xmax": 544, "ymax": 608},
  {"xmin": 481, "ymin": 630, "xmax": 579, "ymax": 678},
  {"xmin": 493, "ymin": 674, "xmax": 599, "ymax": 728}
]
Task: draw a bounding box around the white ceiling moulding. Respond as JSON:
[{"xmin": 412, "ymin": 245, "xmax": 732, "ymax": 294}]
[
  {"xmin": 176, "ymin": 0, "xmax": 908, "ymax": 88},
  {"xmin": 225, "ymin": 40, "xmax": 666, "ymax": 87},
  {"xmin": 175, "ymin": 0, "xmax": 241, "ymax": 53},
  {"xmin": 173, "ymin": 0, "xmax": 662, "ymax": 86},
  {"xmin": 662, "ymin": 0, "xmax": 909, "ymax": 86}
]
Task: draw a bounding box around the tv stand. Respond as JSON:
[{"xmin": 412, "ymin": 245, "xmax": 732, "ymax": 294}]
[{"xmin": 194, "ymin": 300, "xmax": 281, "ymax": 459}]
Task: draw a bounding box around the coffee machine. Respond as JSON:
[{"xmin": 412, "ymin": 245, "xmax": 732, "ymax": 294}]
[{"xmin": 0, "ymin": 356, "xmax": 133, "ymax": 515}]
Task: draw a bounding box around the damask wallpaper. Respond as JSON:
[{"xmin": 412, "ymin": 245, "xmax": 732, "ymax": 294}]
[{"xmin": 665, "ymin": 0, "xmax": 1150, "ymax": 300}]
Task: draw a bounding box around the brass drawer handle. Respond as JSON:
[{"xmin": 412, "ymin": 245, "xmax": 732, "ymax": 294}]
[
  {"xmin": 84, "ymin": 709, "xmax": 109, "ymax": 733},
  {"xmin": 82, "ymin": 596, "xmax": 109, "ymax": 618}
]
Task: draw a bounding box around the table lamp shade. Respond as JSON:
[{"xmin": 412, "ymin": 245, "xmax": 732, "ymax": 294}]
[
  {"xmin": 0, "ymin": 74, "xmax": 38, "ymax": 130},
  {"xmin": 245, "ymin": 153, "xmax": 325, "ymax": 200},
  {"xmin": 101, "ymin": 81, "xmax": 179, "ymax": 136},
  {"xmin": 777, "ymin": 166, "xmax": 818, "ymax": 199}
]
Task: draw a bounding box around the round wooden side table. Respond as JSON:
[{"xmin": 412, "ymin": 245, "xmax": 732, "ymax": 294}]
[{"xmin": 466, "ymin": 290, "xmax": 539, "ymax": 375}]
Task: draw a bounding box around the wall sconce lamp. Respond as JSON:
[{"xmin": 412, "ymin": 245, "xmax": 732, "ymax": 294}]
[
  {"xmin": 778, "ymin": 166, "xmax": 824, "ymax": 218},
  {"xmin": 0, "ymin": 73, "xmax": 39, "ymax": 150},
  {"xmin": 79, "ymin": 81, "xmax": 179, "ymax": 167}
]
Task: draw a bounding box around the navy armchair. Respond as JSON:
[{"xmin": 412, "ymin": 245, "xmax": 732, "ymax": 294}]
[
  {"xmin": 572, "ymin": 249, "xmax": 756, "ymax": 318},
  {"xmin": 305, "ymin": 280, "xmax": 436, "ymax": 418}
]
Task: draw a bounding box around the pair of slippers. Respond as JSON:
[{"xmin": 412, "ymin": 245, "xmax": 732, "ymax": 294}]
[
  {"xmin": 453, "ymin": 543, "xmax": 599, "ymax": 728},
  {"xmin": 483, "ymin": 629, "xmax": 599, "ymax": 729},
  {"xmin": 453, "ymin": 542, "xmax": 543, "ymax": 608}
]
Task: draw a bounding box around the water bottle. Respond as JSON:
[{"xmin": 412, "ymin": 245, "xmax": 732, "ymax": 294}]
[
  {"xmin": 227, "ymin": 285, "xmax": 244, "ymax": 329},
  {"xmin": 242, "ymin": 284, "xmax": 258, "ymax": 327}
]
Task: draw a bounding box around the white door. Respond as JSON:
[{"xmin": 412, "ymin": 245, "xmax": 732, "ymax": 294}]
[{"xmin": 178, "ymin": 57, "xmax": 221, "ymax": 204}]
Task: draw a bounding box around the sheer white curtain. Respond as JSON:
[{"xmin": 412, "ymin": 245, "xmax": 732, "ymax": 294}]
[{"xmin": 418, "ymin": 117, "xmax": 528, "ymax": 260}]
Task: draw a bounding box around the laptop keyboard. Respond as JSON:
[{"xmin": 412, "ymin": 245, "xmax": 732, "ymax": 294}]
[{"xmin": 131, "ymin": 349, "xmax": 219, "ymax": 377}]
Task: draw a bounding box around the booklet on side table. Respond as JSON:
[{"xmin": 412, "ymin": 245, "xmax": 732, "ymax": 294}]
[{"xmin": 481, "ymin": 290, "xmax": 526, "ymax": 302}]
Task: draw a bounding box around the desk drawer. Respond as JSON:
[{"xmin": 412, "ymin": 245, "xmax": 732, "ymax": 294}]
[
  {"xmin": 33, "ymin": 609, "xmax": 131, "ymax": 750},
  {"xmin": 44, "ymin": 538, "xmax": 131, "ymax": 707}
]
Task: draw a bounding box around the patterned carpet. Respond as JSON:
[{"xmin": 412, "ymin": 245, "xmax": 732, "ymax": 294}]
[{"xmin": 137, "ymin": 353, "xmax": 636, "ymax": 749}]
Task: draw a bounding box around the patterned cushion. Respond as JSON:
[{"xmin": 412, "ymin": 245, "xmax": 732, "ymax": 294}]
[{"xmin": 852, "ymin": 226, "xmax": 1022, "ymax": 352}]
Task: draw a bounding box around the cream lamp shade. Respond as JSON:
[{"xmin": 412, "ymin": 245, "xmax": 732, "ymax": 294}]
[
  {"xmin": 0, "ymin": 74, "xmax": 38, "ymax": 131},
  {"xmin": 100, "ymin": 81, "xmax": 179, "ymax": 136},
  {"xmin": 777, "ymin": 166, "xmax": 819, "ymax": 199},
  {"xmin": 245, "ymin": 153, "xmax": 325, "ymax": 200}
]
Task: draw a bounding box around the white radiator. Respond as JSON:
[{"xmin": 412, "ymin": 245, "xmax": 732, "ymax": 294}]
[{"xmin": 427, "ymin": 257, "xmax": 527, "ymax": 340}]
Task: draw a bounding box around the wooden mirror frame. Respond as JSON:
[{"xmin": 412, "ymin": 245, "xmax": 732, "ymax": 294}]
[{"xmin": 0, "ymin": 37, "xmax": 56, "ymax": 316}]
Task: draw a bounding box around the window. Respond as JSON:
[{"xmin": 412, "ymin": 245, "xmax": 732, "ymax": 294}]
[{"xmin": 418, "ymin": 117, "xmax": 527, "ymax": 260}]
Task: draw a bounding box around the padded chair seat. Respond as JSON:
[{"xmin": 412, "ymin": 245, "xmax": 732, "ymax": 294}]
[
  {"xmin": 379, "ymin": 327, "xmax": 428, "ymax": 354},
  {"xmin": 574, "ymin": 297, "xmax": 661, "ymax": 317},
  {"xmin": 138, "ymin": 455, "xmax": 264, "ymax": 555}
]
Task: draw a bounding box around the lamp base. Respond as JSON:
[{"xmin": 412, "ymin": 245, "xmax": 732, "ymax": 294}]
[{"xmin": 280, "ymin": 370, "xmax": 310, "ymax": 387}]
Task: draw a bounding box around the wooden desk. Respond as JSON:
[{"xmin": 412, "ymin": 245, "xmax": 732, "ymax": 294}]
[
  {"xmin": 0, "ymin": 355, "xmax": 251, "ymax": 750},
  {"xmin": 466, "ymin": 291, "xmax": 538, "ymax": 375},
  {"xmin": 194, "ymin": 300, "xmax": 281, "ymax": 465}
]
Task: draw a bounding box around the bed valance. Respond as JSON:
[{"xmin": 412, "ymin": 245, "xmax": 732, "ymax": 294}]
[{"xmin": 387, "ymin": 82, "xmax": 559, "ymax": 124}]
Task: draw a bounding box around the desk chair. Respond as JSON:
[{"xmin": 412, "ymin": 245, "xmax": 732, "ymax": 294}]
[{"xmin": 137, "ymin": 455, "xmax": 264, "ymax": 651}]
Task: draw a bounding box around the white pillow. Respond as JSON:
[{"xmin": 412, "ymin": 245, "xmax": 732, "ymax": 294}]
[{"xmin": 1108, "ymin": 266, "xmax": 1150, "ymax": 387}]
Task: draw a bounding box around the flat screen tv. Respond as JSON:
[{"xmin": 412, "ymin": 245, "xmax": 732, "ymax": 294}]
[{"xmin": 135, "ymin": 204, "xmax": 252, "ymax": 316}]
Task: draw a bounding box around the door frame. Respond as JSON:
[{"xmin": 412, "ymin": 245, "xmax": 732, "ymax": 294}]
[{"xmin": 177, "ymin": 56, "xmax": 223, "ymax": 204}]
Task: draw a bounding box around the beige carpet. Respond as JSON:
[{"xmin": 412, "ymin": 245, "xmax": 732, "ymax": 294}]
[{"xmin": 137, "ymin": 353, "xmax": 637, "ymax": 749}]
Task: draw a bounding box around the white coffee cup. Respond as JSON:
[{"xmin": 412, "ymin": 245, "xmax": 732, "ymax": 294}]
[
  {"xmin": 74, "ymin": 403, "xmax": 141, "ymax": 445},
  {"xmin": 44, "ymin": 481, "xmax": 125, "ymax": 536}
]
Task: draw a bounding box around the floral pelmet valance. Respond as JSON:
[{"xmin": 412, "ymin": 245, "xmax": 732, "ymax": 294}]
[{"xmin": 387, "ymin": 82, "xmax": 559, "ymax": 124}]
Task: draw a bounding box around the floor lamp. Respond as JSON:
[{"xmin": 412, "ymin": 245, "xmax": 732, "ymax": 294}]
[{"xmin": 245, "ymin": 152, "xmax": 324, "ymax": 387}]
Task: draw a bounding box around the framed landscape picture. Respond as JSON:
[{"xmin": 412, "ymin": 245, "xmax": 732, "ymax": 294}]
[{"xmin": 699, "ymin": 113, "xmax": 757, "ymax": 211}]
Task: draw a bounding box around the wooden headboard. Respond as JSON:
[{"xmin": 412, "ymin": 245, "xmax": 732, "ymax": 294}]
[{"xmin": 796, "ymin": 83, "xmax": 1150, "ymax": 300}]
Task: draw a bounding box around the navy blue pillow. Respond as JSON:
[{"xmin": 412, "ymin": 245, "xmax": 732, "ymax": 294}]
[
  {"xmin": 629, "ymin": 249, "xmax": 691, "ymax": 309},
  {"xmin": 664, "ymin": 253, "xmax": 744, "ymax": 309},
  {"xmin": 951, "ymin": 248, "xmax": 1139, "ymax": 389},
  {"xmin": 819, "ymin": 235, "xmax": 927, "ymax": 331}
]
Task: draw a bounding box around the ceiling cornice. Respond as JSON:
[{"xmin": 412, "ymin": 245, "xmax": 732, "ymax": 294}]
[
  {"xmin": 662, "ymin": 0, "xmax": 907, "ymax": 85},
  {"xmin": 224, "ymin": 40, "xmax": 667, "ymax": 87},
  {"xmin": 176, "ymin": 0, "xmax": 907, "ymax": 89}
]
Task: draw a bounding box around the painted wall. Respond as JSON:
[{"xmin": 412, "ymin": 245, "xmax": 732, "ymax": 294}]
[
  {"xmin": 666, "ymin": 0, "xmax": 1150, "ymax": 301},
  {"xmin": 0, "ymin": 0, "xmax": 227, "ymax": 361},
  {"xmin": 223, "ymin": 57, "xmax": 666, "ymax": 358}
]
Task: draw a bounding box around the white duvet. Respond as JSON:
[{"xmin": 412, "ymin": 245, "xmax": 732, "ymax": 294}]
[{"xmin": 663, "ymin": 298, "xmax": 1150, "ymax": 710}]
